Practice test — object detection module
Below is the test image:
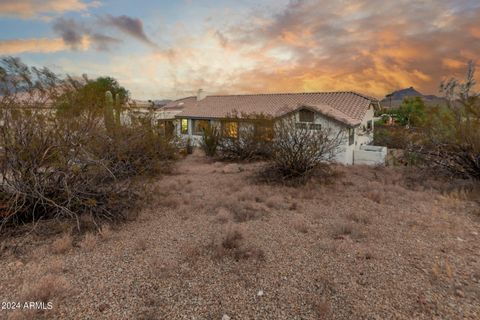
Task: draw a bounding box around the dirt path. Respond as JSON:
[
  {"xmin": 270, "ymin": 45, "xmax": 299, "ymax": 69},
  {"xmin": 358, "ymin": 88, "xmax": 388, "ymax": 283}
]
[{"xmin": 1, "ymin": 153, "xmax": 480, "ymax": 319}]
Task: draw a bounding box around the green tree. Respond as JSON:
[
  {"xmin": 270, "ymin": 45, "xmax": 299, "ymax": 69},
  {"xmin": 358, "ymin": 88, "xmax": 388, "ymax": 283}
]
[
  {"xmin": 394, "ymin": 97, "xmax": 427, "ymax": 128},
  {"xmin": 56, "ymin": 76, "xmax": 129, "ymax": 117}
]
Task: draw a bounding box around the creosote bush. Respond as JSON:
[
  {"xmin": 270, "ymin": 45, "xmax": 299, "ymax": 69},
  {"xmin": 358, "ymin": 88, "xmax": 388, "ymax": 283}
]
[{"xmin": 258, "ymin": 117, "xmax": 344, "ymax": 185}]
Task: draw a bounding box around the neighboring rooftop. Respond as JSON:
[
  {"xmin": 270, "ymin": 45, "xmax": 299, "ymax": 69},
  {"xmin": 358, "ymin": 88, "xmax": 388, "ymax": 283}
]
[{"xmin": 174, "ymin": 91, "xmax": 377, "ymax": 126}]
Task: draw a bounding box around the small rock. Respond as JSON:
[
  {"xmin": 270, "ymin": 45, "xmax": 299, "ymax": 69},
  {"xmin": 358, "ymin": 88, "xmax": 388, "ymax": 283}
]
[
  {"xmin": 455, "ymin": 289, "xmax": 465, "ymax": 298},
  {"xmin": 456, "ymin": 237, "xmax": 465, "ymax": 242},
  {"xmin": 221, "ymin": 315, "xmax": 231, "ymax": 320},
  {"xmin": 98, "ymin": 303, "xmax": 110, "ymax": 312},
  {"xmin": 257, "ymin": 290, "xmax": 264, "ymax": 297}
]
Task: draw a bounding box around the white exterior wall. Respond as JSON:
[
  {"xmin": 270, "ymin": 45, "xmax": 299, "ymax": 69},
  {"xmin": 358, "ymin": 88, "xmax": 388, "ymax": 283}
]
[
  {"xmin": 355, "ymin": 104, "xmax": 375, "ymax": 147},
  {"xmin": 176, "ymin": 104, "xmax": 384, "ymax": 166},
  {"xmin": 291, "ymin": 112, "xmax": 354, "ymax": 165},
  {"xmin": 177, "ymin": 114, "xmax": 355, "ymax": 164},
  {"xmin": 354, "ymin": 145, "xmax": 387, "ymax": 165}
]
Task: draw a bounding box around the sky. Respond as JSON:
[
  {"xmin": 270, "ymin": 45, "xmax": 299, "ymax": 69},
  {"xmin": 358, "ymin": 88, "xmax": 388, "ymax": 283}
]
[{"xmin": 0, "ymin": 0, "xmax": 479, "ymax": 100}]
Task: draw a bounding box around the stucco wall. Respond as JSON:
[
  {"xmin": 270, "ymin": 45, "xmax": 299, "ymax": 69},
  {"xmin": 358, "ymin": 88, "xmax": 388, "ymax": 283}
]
[
  {"xmin": 355, "ymin": 104, "xmax": 375, "ymax": 147},
  {"xmin": 291, "ymin": 111, "xmax": 354, "ymax": 165},
  {"xmin": 354, "ymin": 146, "xmax": 387, "ymax": 165}
]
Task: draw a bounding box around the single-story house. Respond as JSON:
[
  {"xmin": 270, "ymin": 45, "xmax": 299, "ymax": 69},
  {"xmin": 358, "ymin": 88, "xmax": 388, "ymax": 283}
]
[{"xmin": 168, "ymin": 90, "xmax": 386, "ymax": 165}]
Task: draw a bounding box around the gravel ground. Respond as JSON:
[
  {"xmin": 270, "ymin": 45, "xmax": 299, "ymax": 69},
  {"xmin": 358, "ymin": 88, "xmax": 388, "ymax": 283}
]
[{"xmin": 1, "ymin": 152, "xmax": 479, "ymax": 320}]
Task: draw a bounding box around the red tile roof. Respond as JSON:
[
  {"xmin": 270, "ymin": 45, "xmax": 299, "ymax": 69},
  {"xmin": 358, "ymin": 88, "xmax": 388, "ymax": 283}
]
[{"xmin": 174, "ymin": 91, "xmax": 377, "ymax": 126}]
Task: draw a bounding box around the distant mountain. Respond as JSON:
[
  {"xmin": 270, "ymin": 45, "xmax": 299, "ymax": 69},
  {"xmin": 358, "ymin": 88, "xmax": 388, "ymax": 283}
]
[
  {"xmin": 380, "ymin": 87, "xmax": 445, "ymax": 108},
  {"xmin": 385, "ymin": 87, "xmax": 423, "ymax": 100}
]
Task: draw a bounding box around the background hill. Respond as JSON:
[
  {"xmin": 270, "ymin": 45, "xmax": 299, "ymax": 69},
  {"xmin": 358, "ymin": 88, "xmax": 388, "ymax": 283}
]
[{"xmin": 380, "ymin": 87, "xmax": 446, "ymax": 108}]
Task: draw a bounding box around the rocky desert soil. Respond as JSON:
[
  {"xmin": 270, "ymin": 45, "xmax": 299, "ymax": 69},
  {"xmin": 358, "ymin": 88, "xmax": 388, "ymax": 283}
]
[{"xmin": 1, "ymin": 152, "xmax": 479, "ymax": 319}]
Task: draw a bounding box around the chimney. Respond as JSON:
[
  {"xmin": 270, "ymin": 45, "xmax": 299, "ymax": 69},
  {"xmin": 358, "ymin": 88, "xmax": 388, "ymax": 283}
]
[{"xmin": 196, "ymin": 89, "xmax": 206, "ymax": 101}]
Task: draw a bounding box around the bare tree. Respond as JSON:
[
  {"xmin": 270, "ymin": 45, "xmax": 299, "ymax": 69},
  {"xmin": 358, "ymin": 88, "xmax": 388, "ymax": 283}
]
[{"xmin": 0, "ymin": 56, "xmax": 63, "ymax": 109}]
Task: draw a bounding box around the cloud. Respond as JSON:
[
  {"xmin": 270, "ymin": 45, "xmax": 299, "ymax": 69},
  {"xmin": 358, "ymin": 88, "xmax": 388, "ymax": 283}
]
[
  {"xmin": 210, "ymin": 0, "xmax": 480, "ymax": 97},
  {"xmin": 0, "ymin": 0, "xmax": 100, "ymax": 19},
  {"xmin": 5, "ymin": 0, "xmax": 478, "ymax": 99},
  {"xmin": 52, "ymin": 17, "xmax": 121, "ymax": 51},
  {"xmin": 99, "ymin": 15, "xmax": 157, "ymax": 47},
  {"xmin": 0, "ymin": 38, "xmax": 71, "ymax": 54},
  {"xmin": 52, "ymin": 18, "xmax": 85, "ymax": 48},
  {"xmin": 73, "ymin": 0, "xmax": 479, "ymax": 99}
]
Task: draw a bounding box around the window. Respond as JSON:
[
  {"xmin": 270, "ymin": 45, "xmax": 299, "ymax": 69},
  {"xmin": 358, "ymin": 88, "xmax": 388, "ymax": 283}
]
[
  {"xmin": 255, "ymin": 122, "xmax": 274, "ymax": 140},
  {"xmin": 157, "ymin": 120, "xmax": 175, "ymax": 136},
  {"xmin": 181, "ymin": 119, "xmax": 188, "ymax": 134},
  {"xmin": 222, "ymin": 121, "xmax": 238, "ymax": 138},
  {"xmin": 299, "ymin": 109, "xmax": 315, "ymax": 122},
  {"xmin": 295, "ymin": 123, "xmax": 321, "ymax": 130},
  {"xmin": 295, "ymin": 122, "xmax": 308, "ymax": 130},
  {"xmin": 192, "ymin": 119, "xmax": 210, "ymax": 135},
  {"xmin": 348, "ymin": 128, "xmax": 355, "ymax": 145}
]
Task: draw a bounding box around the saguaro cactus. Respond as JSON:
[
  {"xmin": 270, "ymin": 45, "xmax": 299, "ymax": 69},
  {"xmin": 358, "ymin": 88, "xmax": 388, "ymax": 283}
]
[
  {"xmin": 114, "ymin": 93, "xmax": 122, "ymax": 126},
  {"xmin": 104, "ymin": 91, "xmax": 115, "ymax": 132}
]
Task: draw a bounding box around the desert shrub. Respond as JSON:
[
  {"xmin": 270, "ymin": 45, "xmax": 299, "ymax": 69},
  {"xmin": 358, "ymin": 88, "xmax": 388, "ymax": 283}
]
[
  {"xmin": 22, "ymin": 274, "xmax": 70, "ymax": 303},
  {"xmin": 291, "ymin": 214, "xmax": 309, "ymax": 233},
  {"xmin": 51, "ymin": 234, "xmax": 73, "ymax": 254},
  {"xmin": 332, "ymin": 222, "xmax": 365, "ymax": 240},
  {"xmin": 80, "ymin": 232, "xmax": 97, "ymax": 251},
  {"xmin": 228, "ymin": 201, "xmax": 265, "ymax": 222},
  {"xmin": 216, "ymin": 114, "xmax": 273, "ymax": 161},
  {"xmin": 200, "ymin": 124, "xmax": 220, "ymax": 157},
  {"xmin": 258, "ymin": 117, "xmax": 343, "ymax": 185},
  {"xmin": 0, "ymin": 109, "xmax": 140, "ymax": 228},
  {"xmin": 410, "ymin": 61, "xmax": 480, "ymax": 180},
  {"xmin": 0, "ymin": 57, "xmax": 178, "ymax": 230},
  {"xmin": 209, "ymin": 225, "xmax": 265, "ymax": 261},
  {"xmin": 411, "ymin": 120, "xmax": 480, "ymax": 179},
  {"xmin": 90, "ymin": 121, "xmax": 179, "ymax": 179},
  {"xmin": 373, "ymin": 125, "xmax": 411, "ymax": 149}
]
